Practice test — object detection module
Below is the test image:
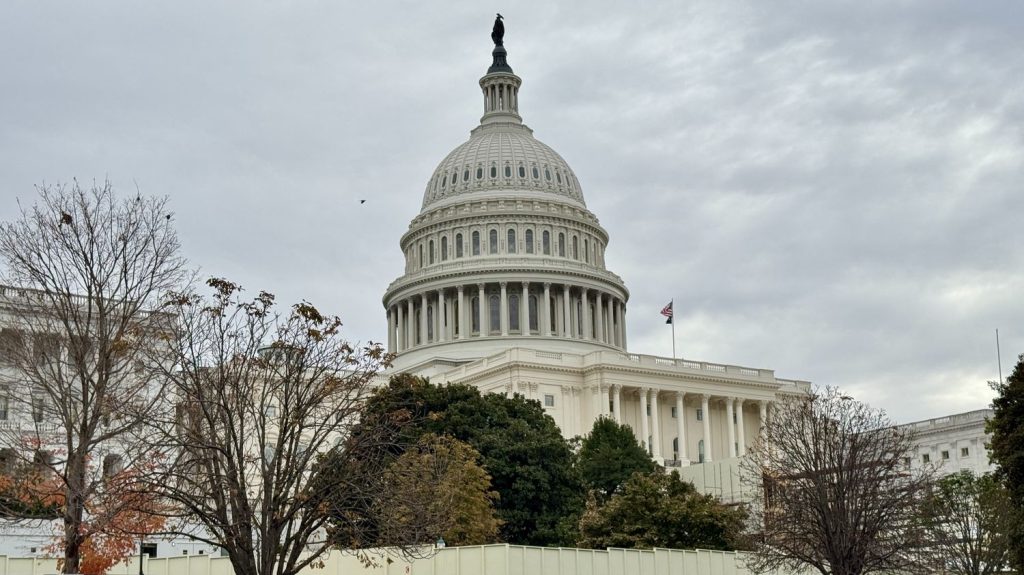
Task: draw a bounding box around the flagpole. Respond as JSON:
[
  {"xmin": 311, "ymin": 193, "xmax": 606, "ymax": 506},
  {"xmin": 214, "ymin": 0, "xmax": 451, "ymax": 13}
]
[{"xmin": 671, "ymin": 298, "xmax": 676, "ymax": 359}]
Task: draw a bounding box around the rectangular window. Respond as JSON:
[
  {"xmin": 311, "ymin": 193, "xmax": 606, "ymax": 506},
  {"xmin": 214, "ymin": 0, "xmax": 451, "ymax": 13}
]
[
  {"xmin": 0, "ymin": 395, "xmax": 7, "ymax": 421},
  {"xmin": 961, "ymin": 447, "xmax": 969, "ymax": 457},
  {"xmin": 941, "ymin": 450, "xmax": 950, "ymax": 460},
  {"xmin": 696, "ymin": 408, "xmax": 703, "ymax": 421},
  {"xmin": 32, "ymin": 397, "xmax": 45, "ymax": 423},
  {"xmin": 902, "ymin": 457, "xmax": 911, "ymax": 467},
  {"xmin": 544, "ymin": 394, "xmax": 555, "ymax": 407},
  {"xmin": 670, "ymin": 406, "xmax": 677, "ymax": 418},
  {"xmin": 922, "ymin": 453, "xmax": 931, "ymax": 464}
]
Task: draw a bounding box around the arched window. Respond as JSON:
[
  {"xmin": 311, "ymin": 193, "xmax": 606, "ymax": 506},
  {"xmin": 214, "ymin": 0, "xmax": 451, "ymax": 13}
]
[
  {"xmin": 542, "ymin": 231, "xmax": 551, "ymax": 255},
  {"xmin": 476, "ymin": 167, "xmax": 483, "ymax": 180},
  {"xmin": 441, "ymin": 236, "xmax": 448, "ymax": 261},
  {"xmin": 509, "ymin": 294, "xmax": 520, "ymax": 332},
  {"xmin": 440, "ymin": 175, "xmax": 446, "ymax": 189},
  {"xmin": 471, "ymin": 297, "xmax": 480, "ymax": 333},
  {"xmin": 518, "ymin": 165, "xmax": 526, "ymax": 178},
  {"xmin": 428, "ymin": 240, "xmax": 435, "ymax": 264},
  {"xmin": 489, "ymin": 295, "xmax": 500, "ymax": 334},
  {"xmin": 472, "ymin": 231, "xmax": 481, "ymax": 256},
  {"xmin": 504, "ymin": 165, "xmax": 512, "ymax": 178},
  {"xmin": 453, "ymin": 300, "xmax": 460, "ymax": 337},
  {"xmin": 545, "ymin": 168, "xmax": 552, "ymax": 181},
  {"xmin": 572, "ymin": 236, "xmax": 579, "ymax": 260},
  {"xmin": 698, "ymin": 440, "xmax": 705, "ymax": 463},
  {"xmin": 584, "ymin": 239, "xmax": 589, "ymax": 263},
  {"xmin": 556, "ymin": 171, "xmax": 562, "ymax": 184},
  {"xmin": 451, "ymin": 172, "xmax": 458, "ymax": 185},
  {"xmin": 528, "ymin": 295, "xmax": 538, "ymax": 332},
  {"xmin": 456, "ymin": 233, "xmax": 464, "ymax": 258},
  {"xmin": 507, "ymin": 229, "xmax": 517, "ymax": 254},
  {"xmin": 673, "ymin": 437, "xmax": 679, "ymax": 459},
  {"xmin": 525, "ymin": 229, "xmax": 534, "ymax": 254},
  {"xmin": 418, "ymin": 244, "xmax": 423, "ymax": 267},
  {"xmin": 489, "ymin": 229, "xmax": 498, "ymax": 254},
  {"xmin": 490, "ymin": 165, "xmax": 497, "ymax": 178},
  {"xmin": 532, "ymin": 166, "xmax": 539, "ymax": 179},
  {"xmin": 558, "ymin": 233, "xmax": 566, "ymax": 257},
  {"xmin": 427, "ymin": 305, "xmax": 434, "ymax": 341}
]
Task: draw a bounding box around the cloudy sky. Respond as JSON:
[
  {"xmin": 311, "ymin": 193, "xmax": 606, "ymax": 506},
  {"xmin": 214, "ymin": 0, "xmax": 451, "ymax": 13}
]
[{"xmin": 2, "ymin": 1, "xmax": 1022, "ymax": 423}]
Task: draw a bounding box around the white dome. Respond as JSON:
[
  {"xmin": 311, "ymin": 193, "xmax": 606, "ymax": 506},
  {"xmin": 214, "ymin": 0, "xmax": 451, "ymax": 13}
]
[{"xmin": 421, "ymin": 123, "xmax": 585, "ymax": 211}]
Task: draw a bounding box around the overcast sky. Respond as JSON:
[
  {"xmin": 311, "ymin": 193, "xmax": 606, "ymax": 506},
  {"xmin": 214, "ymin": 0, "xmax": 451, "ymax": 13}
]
[{"xmin": 2, "ymin": 1, "xmax": 1022, "ymax": 423}]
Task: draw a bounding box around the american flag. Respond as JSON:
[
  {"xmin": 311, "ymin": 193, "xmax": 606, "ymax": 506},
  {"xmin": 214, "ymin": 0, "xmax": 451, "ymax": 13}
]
[{"xmin": 660, "ymin": 301, "xmax": 673, "ymax": 324}]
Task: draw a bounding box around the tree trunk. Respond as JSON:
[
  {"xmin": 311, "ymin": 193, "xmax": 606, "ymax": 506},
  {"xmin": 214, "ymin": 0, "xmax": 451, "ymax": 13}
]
[{"xmin": 63, "ymin": 454, "xmax": 87, "ymax": 574}]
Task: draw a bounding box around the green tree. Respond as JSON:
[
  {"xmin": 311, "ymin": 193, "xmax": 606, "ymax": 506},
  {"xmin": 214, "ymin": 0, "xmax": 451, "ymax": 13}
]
[
  {"xmin": 920, "ymin": 471, "xmax": 1019, "ymax": 575},
  {"xmin": 577, "ymin": 470, "xmax": 746, "ymax": 550},
  {"xmin": 577, "ymin": 417, "xmax": 657, "ymax": 500},
  {"xmin": 374, "ymin": 434, "xmax": 501, "ymax": 547},
  {"xmin": 341, "ymin": 374, "xmax": 583, "ymax": 546},
  {"xmin": 987, "ymin": 353, "xmax": 1024, "ymax": 572}
]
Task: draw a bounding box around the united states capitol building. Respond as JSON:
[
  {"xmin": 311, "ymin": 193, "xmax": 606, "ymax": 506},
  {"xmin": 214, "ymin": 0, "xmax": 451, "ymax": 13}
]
[{"xmin": 379, "ymin": 23, "xmax": 810, "ymax": 471}]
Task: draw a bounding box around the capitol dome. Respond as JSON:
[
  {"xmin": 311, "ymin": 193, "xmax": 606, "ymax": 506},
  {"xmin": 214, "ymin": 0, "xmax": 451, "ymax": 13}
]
[{"xmin": 383, "ymin": 22, "xmax": 630, "ymax": 374}]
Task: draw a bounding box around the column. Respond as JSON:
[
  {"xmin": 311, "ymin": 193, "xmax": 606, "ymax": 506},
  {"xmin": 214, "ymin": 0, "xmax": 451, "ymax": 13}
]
[
  {"xmin": 650, "ymin": 390, "xmax": 662, "ymax": 461},
  {"xmin": 437, "ymin": 290, "xmax": 445, "ymax": 343},
  {"xmin": 499, "ymin": 282, "xmax": 509, "ymax": 336},
  {"xmin": 393, "ymin": 305, "xmax": 402, "ymax": 352},
  {"xmin": 702, "ymin": 394, "xmax": 713, "ymax": 463},
  {"xmin": 726, "ymin": 398, "xmax": 737, "ymax": 458},
  {"xmin": 639, "ymin": 389, "xmax": 650, "ymax": 455},
  {"xmin": 387, "ymin": 307, "xmax": 395, "ymax": 353},
  {"xmin": 759, "ymin": 400, "xmax": 769, "ymax": 439},
  {"xmin": 406, "ymin": 299, "xmax": 415, "ymax": 348},
  {"xmin": 477, "ymin": 284, "xmax": 486, "ymax": 335},
  {"xmin": 521, "ymin": 282, "xmax": 529, "ymax": 334},
  {"xmin": 542, "ymin": 283, "xmax": 552, "ymax": 337},
  {"xmin": 595, "ymin": 292, "xmax": 604, "ymax": 343},
  {"xmin": 737, "ymin": 399, "xmax": 747, "ymax": 456},
  {"xmin": 675, "ymin": 392, "xmax": 688, "ymax": 465},
  {"xmin": 612, "ymin": 300, "xmax": 621, "ymax": 347},
  {"xmin": 606, "ymin": 297, "xmax": 615, "ymax": 346},
  {"xmin": 612, "ymin": 385, "xmax": 621, "ymax": 423},
  {"xmin": 419, "ymin": 293, "xmax": 428, "ymax": 345},
  {"xmin": 581, "ymin": 288, "xmax": 591, "ymax": 340},
  {"xmin": 617, "ymin": 302, "xmax": 626, "ymax": 349},
  {"xmin": 457, "ymin": 286, "xmax": 466, "ymax": 340},
  {"xmin": 562, "ymin": 285, "xmax": 571, "ymax": 338}
]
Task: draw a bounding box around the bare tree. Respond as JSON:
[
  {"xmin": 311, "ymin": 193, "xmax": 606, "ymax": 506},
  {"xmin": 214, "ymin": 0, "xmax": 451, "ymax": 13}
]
[
  {"xmin": 741, "ymin": 387, "xmax": 933, "ymax": 575},
  {"xmin": 0, "ymin": 181, "xmax": 186, "ymax": 573},
  {"xmin": 142, "ymin": 278, "xmax": 429, "ymax": 575}
]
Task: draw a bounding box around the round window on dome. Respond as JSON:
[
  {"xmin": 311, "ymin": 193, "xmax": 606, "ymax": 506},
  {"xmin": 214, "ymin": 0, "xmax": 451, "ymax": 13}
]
[
  {"xmin": 490, "ymin": 166, "xmax": 497, "ymax": 178},
  {"xmin": 532, "ymin": 167, "xmax": 539, "ymax": 179},
  {"xmin": 451, "ymin": 172, "xmax": 457, "ymax": 185},
  {"xmin": 464, "ymin": 169, "xmax": 470, "ymax": 182},
  {"xmin": 477, "ymin": 167, "xmax": 483, "ymax": 180},
  {"xmin": 545, "ymin": 168, "xmax": 551, "ymax": 181},
  {"xmin": 441, "ymin": 176, "xmax": 446, "ymax": 189},
  {"xmin": 504, "ymin": 165, "xmax": 511, "ymax": 178},
  {"xmin": 518, "ymin": 166, "xmax": 526, "ymax": 178},
  {"xmin": 556, "ymin": 171, "xmax": 562, "ymax": 184}
]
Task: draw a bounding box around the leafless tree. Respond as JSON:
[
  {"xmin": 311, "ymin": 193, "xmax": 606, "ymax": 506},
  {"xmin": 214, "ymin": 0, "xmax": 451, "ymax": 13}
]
[
  {"xmin": 0, "ymin": 181, "xmax": 187, "ymax": 573},
  {"xmin": 741, "ymin": 387, "xmax": 934, "ymax": 575},
  {"xmin": 141, "ymin": 278, "xmax": 437, "ymax": 575}
]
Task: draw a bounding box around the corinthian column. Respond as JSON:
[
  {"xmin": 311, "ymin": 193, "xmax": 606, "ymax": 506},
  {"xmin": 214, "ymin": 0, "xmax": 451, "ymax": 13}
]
[
  {"xmin": 521, "ymin": 282, "xmax": 529, "ymax": 334},
  {"xmin": 562, "ymin": 284, "xmax": 571, "ymax": 338},
  {"xmin": 457, "ymin": 285, "xmax": 466, "ymax": 340},
  {"xmin": 639, "ymin": 388, "xmax": 650, "ymax": 456},
  {"xmin": 676, "ymin": 391, "xmax": 688, "ymax": 465},
  {"xmin": 542, "ymin": 283, "xmax": 552, "ymax": 337},
  {"xmin": 499, "ymin": 282, "xmax": 509, "ymax": 336},
  {"xmin": 726, "ymin": 397, "xmax": 737, "ymax": 458},
  {"xmin": 650, "ymin": 389, "xmax": 662, "ymax": 461},
  {"xmin": 702, "ymin": 394, "xmax": 713, "ymax": 463},
  {"xmin": 737, "ymin": 398, "xmax": 746, "ymax": 456}
]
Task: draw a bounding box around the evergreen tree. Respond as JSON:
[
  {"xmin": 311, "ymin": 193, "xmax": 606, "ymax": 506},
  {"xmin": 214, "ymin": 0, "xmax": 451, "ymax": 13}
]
[
  {"xmin": 986, "ymin": 353, "xmax": 1024, "ymax": 571},
  {"xmin": 338, "ymin": 374, "xmax": 584, "ymax": 546},
  {"xmin": 577, "ymin": 417, "xmax": 657, "ymax": 500}
]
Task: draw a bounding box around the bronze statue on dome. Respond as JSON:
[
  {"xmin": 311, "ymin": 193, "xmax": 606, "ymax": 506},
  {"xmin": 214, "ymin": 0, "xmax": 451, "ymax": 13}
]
[{"xmin": 491, "ymin": 14, "xmax": 504, "ymax": 47}]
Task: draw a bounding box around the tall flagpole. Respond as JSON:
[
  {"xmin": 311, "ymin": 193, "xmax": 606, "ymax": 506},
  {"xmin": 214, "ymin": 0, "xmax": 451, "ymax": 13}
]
[{"xmin": 671, "ymin": 299, "xmax": 676, "ymax": 359}]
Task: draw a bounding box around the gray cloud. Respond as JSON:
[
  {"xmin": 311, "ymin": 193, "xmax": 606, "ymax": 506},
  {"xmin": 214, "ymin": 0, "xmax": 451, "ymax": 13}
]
[{"xmin": 1, "ymin": 1, "xmax": 1021, "ymax": 423}]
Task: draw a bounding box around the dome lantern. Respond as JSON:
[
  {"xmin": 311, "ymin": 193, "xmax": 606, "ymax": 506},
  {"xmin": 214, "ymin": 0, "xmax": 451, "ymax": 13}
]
[{"xmin": 480, "ymin": 15, "xmax": 522, "ymax": 126}]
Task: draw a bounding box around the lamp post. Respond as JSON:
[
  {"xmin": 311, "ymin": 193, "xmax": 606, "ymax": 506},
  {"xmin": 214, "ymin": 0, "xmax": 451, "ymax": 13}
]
[{"xmin": 138, "ymin": 536, "xmax": 145, "ymax": 575}]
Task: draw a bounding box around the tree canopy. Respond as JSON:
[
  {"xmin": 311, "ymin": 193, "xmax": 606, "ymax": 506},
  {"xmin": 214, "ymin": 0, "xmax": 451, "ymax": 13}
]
[
  {"xmin": 342, "ymin": 375, "xmax": 583, "ymax": 546},
  {"xmin": 919, "ymin": 471, "xmax": 1019, "ymax": 575},
  {"xmin": 577, "ymin": 417, "xmax": 658, "ymax": 500},
  {"xmin": 578, "ymin": 470, "xmax": 747, "ymax": 550},
  {"xmin": 986, "ymin": 352, "xmax": 1024, "ymax": 571}
]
